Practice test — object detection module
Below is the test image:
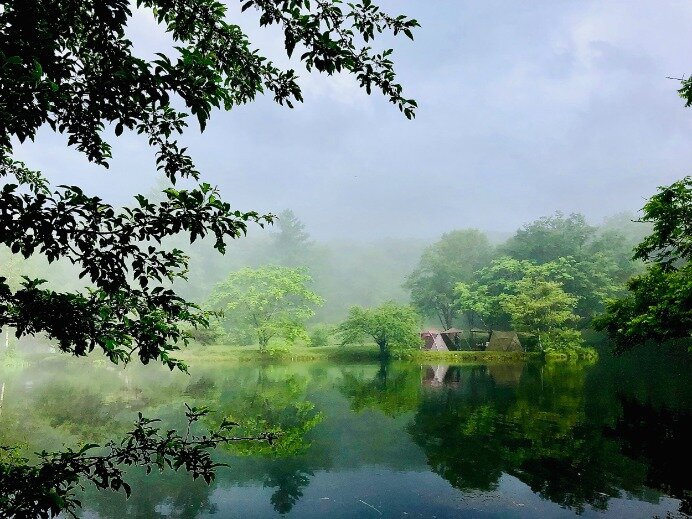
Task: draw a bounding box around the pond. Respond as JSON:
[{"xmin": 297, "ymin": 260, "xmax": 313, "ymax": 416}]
[{"xmin": 0, "ymin": 351, "xmax": 689, "ymax": 518}]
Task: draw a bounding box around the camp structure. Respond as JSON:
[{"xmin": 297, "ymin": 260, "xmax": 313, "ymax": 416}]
[
  {"xmin": 485, "ymin": 331, "xmax": 523, "ymax": 352},
  {"xmin": 440, "ymin": 327, "xmax": 462, "ymax": 349},
  {"xmin": 420, "ymin": 330, "xmax": 448, "ymax": 351}
]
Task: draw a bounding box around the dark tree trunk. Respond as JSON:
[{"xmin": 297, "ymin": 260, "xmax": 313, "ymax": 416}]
[
  {"xmin": 376, "ymin": 360, "xmax": 389, "ymax": 386},
  {"xmin": 376, "ymin": 340, "xmax": 389, "ymax": 361}
]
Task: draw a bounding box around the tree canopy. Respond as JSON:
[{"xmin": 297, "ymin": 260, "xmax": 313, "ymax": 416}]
[
  {"xmin": 595, "ymin": 177, "xmax": 692, "ymax": 352},
  {"xmin": 500, "ymin": 276, "xmax": 581, "ymax": 352},
  {"xmin": 405, "ymin": 229, "xmax": 493, "ymax": 329},
  {"xmin": 338, "ymin": 301, "xmax": 421, "ymax": 359},
  {"xmin": 498, "ymin": 212, "xmax": 637, "ymax": 320},
  {"xmin": 500, "ymin": 212, "xmax": 596, "ymax": 264},
  {"xmin": 208, "ymin": 266, "xmax": 323, "ymax": 350},
  {"xmin": 0, "ymin": 0, "xmax": 418, "ymax": 370},
  {"xmin": 0, "ymin": 0, "xmax": 417, "ymax": 515}
]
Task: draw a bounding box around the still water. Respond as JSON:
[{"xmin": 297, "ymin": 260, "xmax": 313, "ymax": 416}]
[{"xmin": 0, "ymin": 352, "xmax": 689, "ymax": 518}]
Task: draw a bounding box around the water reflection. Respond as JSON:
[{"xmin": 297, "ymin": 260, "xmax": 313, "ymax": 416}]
[
  {"xmin": 341, "ymin": 359, "xmax": 690, "ymax": 517},
  {"xmin": 0, "ymin": 353, "xmax": 689, "ymax": 518}
]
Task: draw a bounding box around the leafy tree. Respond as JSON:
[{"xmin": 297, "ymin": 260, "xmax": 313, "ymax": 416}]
[
  {"xmin": 595, "ymin": 264, "xmax": 692, "ymax": 352},
  {"xmin": 0, "ymin": 0, "xmax": 417, "ymax": 515},
  {"xmin": 472, "ymin": 254, "xmax": 626, "ymax": 326},
  {"xmin": 499, "ymin": 213, "xmax": 637, "ymax": 321},
  {"xmin": 208, "ymin": 266, "xmax": 323, "ymax": 351},
  {"xmin": 499, "ymin": 276, "xmax": 580, "ymax": 351},
  {"xmin": 308, "ymin": 325, "xmax": 331, "ymax": 348},
  {"xmin": 562, "ymin": 252, "xmax": 630, "ymax": 319},
  {"xmin": 632, "ymin": 176, "xmax": 691, "ymax": 268},
  {"xmin": 454, "ymin": 281, "xmax": 493, "ymax": 338},
  {"xmin": 465, "ymin": 257, "xmax": 573, "ymax": 329},
  {"xmin": 595, "ymin": 177, "xmax": 692, "ymax": 352},
  {"xmin": 405, "ymin": 229, "xmax": 493, "ymax": 329},
  {"xmin": 501, "ymin": 212, "xmax": 596, "ymax": 264},
  {"xmin": 338, "ymin": 302, "xmax": 421, "ymax": 359},
  {"xmin": 677, "ymin": 74, "xmax": 692, "ymax": 109},
  {"xmin": 271, "ymin": 209, "xmax": 313, "ymax": 267}
]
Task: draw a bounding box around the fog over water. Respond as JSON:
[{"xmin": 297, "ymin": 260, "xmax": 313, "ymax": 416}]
[{"xmin": 10, "ymin": 0, "xmax": 692, "ymax": 240}]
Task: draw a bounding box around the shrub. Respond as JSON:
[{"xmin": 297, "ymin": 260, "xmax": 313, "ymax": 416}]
[
  {"xmin": 308, "ymin": 326, "xmax": 331, "ymax": 348},
  {"xmin": 187, "ymin": 321, "xmax": 225, "ymax": 346}
]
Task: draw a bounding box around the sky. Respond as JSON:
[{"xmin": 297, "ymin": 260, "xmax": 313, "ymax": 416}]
[{"xmin": 12, "ymin": 0, "xmax": 692, "ymax": 240}]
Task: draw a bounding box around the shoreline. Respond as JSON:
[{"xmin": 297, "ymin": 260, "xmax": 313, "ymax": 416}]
[{"xmin": 177, "ymin": 344, "xmax": 598, "ymax": 365}]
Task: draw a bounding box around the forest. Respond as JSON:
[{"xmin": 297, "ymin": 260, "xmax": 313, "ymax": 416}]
[{"xmin": 0, "ymin": 205, "xmax": 656, "ymax": 358}]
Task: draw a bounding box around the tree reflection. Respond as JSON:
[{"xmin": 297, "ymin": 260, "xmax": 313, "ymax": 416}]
[
  {"xmin": 605, "ymin": 397, "xmax": 692, "ymax": 515},
  {"xmin": 263, "ymin": 460, "xmax": 314, "ymax": 515},
  {"xmin": 79, "ymin": 468, "xmax": 216, "ymax": 519},
  {"xmin": 407, "ymin": 362, "xmax": 678, "ymax": 514},
  {"xmin": 408, "ymin": 388, "xmax": 507, "ymax": 491},
  {"xmin": 207, "ymin": 367, "xmax": 324, "ymax": 514},
  {"xmin": 2, "ymin": 355, "xmax": 689, "ymax": 517},
  {"xmin": 339, "ymin": 362, "xmax": 421, "ymax": 417}
]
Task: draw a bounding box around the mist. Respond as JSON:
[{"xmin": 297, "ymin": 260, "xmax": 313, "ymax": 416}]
[{"xmin": 9, "ymin": 0, "xmax": 692, "ymax": 241}]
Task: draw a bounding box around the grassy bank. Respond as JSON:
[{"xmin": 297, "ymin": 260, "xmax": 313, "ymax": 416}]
[
  {"xmin": 402, "ymin": 349, "xmax": 540, "ymax": 363},
  {"xmin": 177, "ymin": 343, "xmax": 581, "ymax": 365},
  {"xmin": 179, "ymin": 344, "xmax": 380, "ymax": 364}
]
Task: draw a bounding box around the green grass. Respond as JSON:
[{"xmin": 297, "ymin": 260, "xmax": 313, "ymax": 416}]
[
  {"xmin": 544, "ymin": 348, "xmax": 599, "ymax": 362},
  {"xmin": 400, "ymin": 349, "xmax": 539, "ymax": 363},
  {"xmin": 178, "ymin": 343, "xmax": 558, "ymax": 365},
  {"xmin": 178, "ymin": 343, "xmax": 381, "ymax": 364}
]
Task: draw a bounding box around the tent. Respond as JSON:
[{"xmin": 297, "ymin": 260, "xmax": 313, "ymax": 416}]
[
  {"xmin": 420, "ymin": 330, "xmax": 449, "ymax": 351},
  {"xmin": 486, "ymin": 331, "xmax": 523, "ymax": 352}
]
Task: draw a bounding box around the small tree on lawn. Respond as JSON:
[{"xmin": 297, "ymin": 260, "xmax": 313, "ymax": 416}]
[
  {"xmin": 208, "ymin": 266, "xmax": 323, "ymax": 352},
  {"xmin": 338, "ymin": 302, "xmax": 422, "ymax": 359}
]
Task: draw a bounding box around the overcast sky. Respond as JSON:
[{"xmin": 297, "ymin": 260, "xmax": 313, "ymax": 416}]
[{"xmin": 12, "ymin": 0, "xmax": 692, "ymax": 240}]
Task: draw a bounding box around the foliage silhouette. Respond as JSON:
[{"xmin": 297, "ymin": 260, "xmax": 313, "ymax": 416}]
[
  {"xmin": 0, "ymin": 0, "xmax": 417, "ymax": 368},
  {"xmin": 595, "ymin": 177, "xmax": 692, "ymax": 351},
  {"xmin": 0, "ymin": 0, "xmax": 417, "ymax": 515},
  {"xmin": 0, "ymin": 405, "xmax": 275, "ymax": 518}
]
